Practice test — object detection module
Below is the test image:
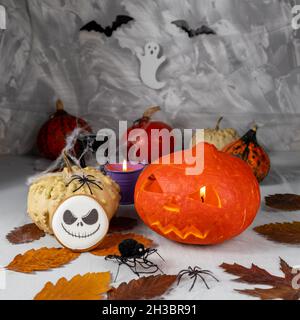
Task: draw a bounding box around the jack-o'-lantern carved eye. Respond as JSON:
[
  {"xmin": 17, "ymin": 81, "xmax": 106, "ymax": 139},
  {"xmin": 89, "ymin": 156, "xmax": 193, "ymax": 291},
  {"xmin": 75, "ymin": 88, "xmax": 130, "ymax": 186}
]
[
  {"xmin": 143, "ymin": 174, "xmax": 163, "ymax": 193},
  {"xmin": 143, "ymin": 174, "xmax": 222, "ymax": 208}
]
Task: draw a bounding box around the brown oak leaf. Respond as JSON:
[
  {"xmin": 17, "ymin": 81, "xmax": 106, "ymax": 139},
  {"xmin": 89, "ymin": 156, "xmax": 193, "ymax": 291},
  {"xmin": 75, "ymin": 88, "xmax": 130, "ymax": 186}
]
[
  {"xmin": 109, "ymin": 217, "xmax": 138, "ymax": 233},
  {"xmin": 265, "ymin": 194, "xmax": 300, "ymax": 211},
  {"xmin": 6, "ymin": 223, "xmax": 45, "ymax": 245},
  {"xmin": 91, "ymin": 233, "xmax": 153, "ymax": 256},
  {"xmin": 6, "ymin": 247, "xmax": 80, "ymax": 273},
  {"xmin": 254, "ymin": 221, "xmax": 300, "ymax": 244},
  {"xmin": 34, "ymin": 272, "xmax": 111, "ymax": 300},
  {"xmin": 108, "ymin": 275, "xmax": 177, "ymax": 300},
  {"xmin": 220, "ymin": 258, "xmax": 300, "ymax": 300}
]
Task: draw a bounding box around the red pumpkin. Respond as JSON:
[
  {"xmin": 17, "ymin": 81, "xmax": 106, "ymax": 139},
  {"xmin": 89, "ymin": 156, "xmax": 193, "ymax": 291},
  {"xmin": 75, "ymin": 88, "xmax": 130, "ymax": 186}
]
[
  {"xmin": 37, "ymin": 100, "xmax": 92, "ymax": 160},
  {"xmin": 125, "ymin": 106, "xmax": 174, "ymax": 163},
  {"xmin": 222, "ymin": 125, "xmax": 270, "ymax": 182},
  {"xmin": 135, "ymin": 143, "xmax": 261, "ymax": 245}
]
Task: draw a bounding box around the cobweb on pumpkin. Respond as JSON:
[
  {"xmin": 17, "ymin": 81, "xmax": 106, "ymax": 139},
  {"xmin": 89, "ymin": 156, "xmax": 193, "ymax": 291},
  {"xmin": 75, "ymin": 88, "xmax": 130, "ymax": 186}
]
[{"xmin": 27, "ymin": 127, "xmax": 87, "ymax": 185}]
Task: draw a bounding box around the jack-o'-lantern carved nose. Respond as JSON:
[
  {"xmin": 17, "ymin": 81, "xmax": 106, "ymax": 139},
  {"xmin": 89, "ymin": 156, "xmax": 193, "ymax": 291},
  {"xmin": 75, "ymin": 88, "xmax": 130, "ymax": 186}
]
[
  {"xmin": 163, "ymin": 196, "xmax": 181, "ymax": 213},
  {"xmin": 167, "ymin": 195, "xmax": 181, "ymax": 203}
]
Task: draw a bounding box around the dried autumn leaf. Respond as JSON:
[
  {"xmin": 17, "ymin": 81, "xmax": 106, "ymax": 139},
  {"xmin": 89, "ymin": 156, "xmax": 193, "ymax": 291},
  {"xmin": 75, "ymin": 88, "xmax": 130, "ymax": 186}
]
[
  {"xmin": 7, "ymin": 247, "xmax": 80, "ymax": 273},
  {"xmin": 265, "ymin": 194, "xmax": 300, "ymax": 211},
  {"xmin": 254, "ymin": 221, "xmax": 300, "ymax": 244},
  {"xmin": 6, "ymin": 223, "xmax": 45, "ymax": 245},
  {"xmin": 108, "ymin": 275, "xmax": 177, "ymax": 300},
  {"xmin": 221, "ymin": 258, "xmax": 300, "ymax": 300},
  {"xmin": 109, "ymin": 217, "xmax": 138, "ymax": 233},
  {"xmin": 34, "ymin": 272, "xmax": 111, "ymax": 300},
  {"xmin": 91, "ymin": 233, "xmax": 153, "ymax": 256}
]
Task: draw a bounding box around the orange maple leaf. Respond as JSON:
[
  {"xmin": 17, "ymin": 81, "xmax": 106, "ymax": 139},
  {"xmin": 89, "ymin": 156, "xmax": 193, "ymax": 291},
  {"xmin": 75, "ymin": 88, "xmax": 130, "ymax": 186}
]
[{"xmin": 34, "ymin": 272, "xmax": 111, "ymax": 300}]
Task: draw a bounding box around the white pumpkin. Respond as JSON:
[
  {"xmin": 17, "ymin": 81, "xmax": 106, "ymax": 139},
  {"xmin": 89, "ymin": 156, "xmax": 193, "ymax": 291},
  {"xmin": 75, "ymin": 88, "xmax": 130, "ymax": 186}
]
[{"xmin": 191, "ymin": 117, "xmax": 240, "ymax": 150}]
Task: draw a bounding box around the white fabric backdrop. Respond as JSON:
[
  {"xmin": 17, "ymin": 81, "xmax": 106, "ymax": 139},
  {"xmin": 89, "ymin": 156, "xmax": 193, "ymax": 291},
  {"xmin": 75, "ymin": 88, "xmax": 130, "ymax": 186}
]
[{"xmin": 0, "ymin": 0, "xmax": 299, "ymax": 154}]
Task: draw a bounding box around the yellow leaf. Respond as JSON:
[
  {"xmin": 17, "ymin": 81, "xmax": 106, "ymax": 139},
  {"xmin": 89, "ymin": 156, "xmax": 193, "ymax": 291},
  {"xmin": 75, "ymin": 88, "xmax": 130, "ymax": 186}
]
[{"xmin": 34, "ymin": 272, "xmax": 111, "ymax": 300}]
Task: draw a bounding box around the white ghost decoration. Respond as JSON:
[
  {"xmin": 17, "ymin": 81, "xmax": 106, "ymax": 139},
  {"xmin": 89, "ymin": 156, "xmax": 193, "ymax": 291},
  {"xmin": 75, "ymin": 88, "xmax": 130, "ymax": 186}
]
[
  {"xmin": 52, "ymin": 195, "xmax": 109, "ymax": 251},
  {"xmin": 136, "ymin": 42, "xmax": 167, "ymax": 90}
]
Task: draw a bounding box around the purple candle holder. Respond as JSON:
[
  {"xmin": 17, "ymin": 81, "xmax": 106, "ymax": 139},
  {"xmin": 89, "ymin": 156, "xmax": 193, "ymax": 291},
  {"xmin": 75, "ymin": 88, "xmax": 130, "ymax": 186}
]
[{"xmin": 104, "ymin": 162, "xmax": 145, "ymax": 205}]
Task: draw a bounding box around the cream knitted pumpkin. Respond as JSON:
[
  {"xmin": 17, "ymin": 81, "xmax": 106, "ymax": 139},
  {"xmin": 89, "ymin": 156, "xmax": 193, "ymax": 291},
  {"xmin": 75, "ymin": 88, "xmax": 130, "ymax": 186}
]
[{"xmin": 27, "ymin": 166, "xmax": 120, "ymax": 234}]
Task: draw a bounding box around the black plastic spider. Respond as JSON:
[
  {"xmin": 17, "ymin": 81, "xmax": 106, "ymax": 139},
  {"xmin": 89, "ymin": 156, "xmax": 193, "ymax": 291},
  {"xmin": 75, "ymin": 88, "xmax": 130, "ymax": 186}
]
[
  {"xmin": 105, "ymin": 239, "xmax": 164, "ymax": 281},
  {"xmin": 177, "ymin": 266, "xmax": 219, "ymax": 291},
  {"xmin": 66, "ymin": 174, "xmax": 103, "ymax": 195}
]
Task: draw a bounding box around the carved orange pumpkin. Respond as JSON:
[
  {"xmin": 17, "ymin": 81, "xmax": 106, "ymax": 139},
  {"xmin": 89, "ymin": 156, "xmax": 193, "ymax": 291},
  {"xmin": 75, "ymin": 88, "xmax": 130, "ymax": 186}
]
[
  {"xmin": 135, "ymin": 143, "xmax": 261, "ymax": 245},
  {"xmin": 222, "ymin": 125, "xmax": 270, "ymax": 183}
]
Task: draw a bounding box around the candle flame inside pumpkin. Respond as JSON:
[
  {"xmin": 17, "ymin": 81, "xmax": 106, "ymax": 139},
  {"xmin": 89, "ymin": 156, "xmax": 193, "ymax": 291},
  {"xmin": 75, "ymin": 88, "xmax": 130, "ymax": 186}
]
[{"xmin": 200, "ymin": 186, "xmax": 206, "ymax": 203}]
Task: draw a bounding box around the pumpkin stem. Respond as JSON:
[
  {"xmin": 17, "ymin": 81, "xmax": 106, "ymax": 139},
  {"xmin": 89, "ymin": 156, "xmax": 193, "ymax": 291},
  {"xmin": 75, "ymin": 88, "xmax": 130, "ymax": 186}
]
[
  {"xmin": 143, "ymin": 106, "xmax": 161, "ymax": 119},
  {"xmin": 63, "ymin": 151, "xmax": 74, "ymax": 174},
  {"xmin": 215, "ymin": 117, "xmax": 224, "ymax": 131},
  {"xmin": 241, "ymin": 125, "xmax": 259, "ymax": 145},
  {"xmin": 56, "ymin": 99, "xmax": 64, "ymax": 112}
]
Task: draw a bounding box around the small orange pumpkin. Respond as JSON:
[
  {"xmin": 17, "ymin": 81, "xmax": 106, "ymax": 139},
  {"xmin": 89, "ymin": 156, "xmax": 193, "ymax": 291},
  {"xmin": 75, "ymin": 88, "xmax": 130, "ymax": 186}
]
[
  {"xmin": 135, "ymin": 143, "xmax": 261, "ymax": 245},
  {"xmin": 222, "ymin": 125, "xmax": 270, "ymax": 182}
]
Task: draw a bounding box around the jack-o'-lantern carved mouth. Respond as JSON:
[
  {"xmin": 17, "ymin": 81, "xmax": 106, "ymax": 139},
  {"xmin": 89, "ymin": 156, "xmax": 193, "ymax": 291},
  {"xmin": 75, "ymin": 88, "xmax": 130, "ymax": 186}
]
[
  {"xmin": 61, "ymin": 222, "xmax": 101, "ymax": 238},
  {"xmin": 143, "ymin": 174, "xmax": 163, "ymax": 193},
  {"xmin": 151, "ymin": 221, "xmax": 210, "ymax": 240}
]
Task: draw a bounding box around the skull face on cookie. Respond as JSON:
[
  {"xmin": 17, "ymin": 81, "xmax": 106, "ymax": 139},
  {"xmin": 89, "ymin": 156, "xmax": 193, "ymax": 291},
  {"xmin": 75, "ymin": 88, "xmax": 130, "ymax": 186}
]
[{"xmin": 52, "ymin": 195, "xmax": 109, "ymax": 251}]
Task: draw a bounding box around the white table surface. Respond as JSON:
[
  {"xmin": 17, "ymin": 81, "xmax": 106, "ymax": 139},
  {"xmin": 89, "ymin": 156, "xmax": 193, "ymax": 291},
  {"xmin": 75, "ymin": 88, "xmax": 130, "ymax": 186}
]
[{"xmin": 0, "ymin": 153, "xmax": 300, "ymax": 300}]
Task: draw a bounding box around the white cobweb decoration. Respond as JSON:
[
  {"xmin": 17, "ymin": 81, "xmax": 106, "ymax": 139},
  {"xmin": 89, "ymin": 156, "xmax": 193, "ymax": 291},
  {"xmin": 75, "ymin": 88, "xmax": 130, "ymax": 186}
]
[{"xmin": 27, "ymin": 127, "xmax": 86, "ymax": 185}]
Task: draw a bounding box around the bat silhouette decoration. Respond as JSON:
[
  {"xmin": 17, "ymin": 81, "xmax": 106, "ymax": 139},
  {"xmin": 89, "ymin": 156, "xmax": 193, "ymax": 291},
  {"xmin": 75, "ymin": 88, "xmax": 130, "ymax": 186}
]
[
  {"xmin": 80, "ymin": 15, "xmax": 134, "ymax": 37},
  {"xmin": 172, "ymin": 20, "xmax": 216, "ymax": 38}
]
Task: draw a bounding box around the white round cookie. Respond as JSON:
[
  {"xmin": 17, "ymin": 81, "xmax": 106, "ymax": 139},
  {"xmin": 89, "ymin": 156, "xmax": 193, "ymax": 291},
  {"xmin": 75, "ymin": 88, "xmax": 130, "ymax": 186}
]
[{"xmin": 52, "ymin": 195, "xmax": 109, "ymax": 251}]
